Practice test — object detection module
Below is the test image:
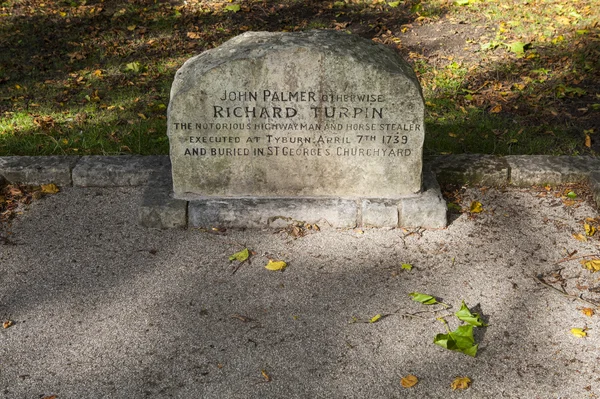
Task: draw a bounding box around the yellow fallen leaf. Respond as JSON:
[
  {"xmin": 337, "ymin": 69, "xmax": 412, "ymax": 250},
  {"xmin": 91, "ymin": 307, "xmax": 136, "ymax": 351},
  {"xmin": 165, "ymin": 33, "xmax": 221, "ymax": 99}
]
[
  {"xmin": 400, "ymin": 374, "xmax": 418, "ymax": 388},
  {"xmin": 265, "ymin": 260, "xmax": 287, "ymax": 271},
  {"xmin": 581, "ymin": 308, "xmax": 595, "ymax": 317},
  {"xmin": 570, "ymin": 327, "xmax": 587, "ymax": 338},
  {"xmin": 470, "ymin": 201, "xmax": 483, "ymax": 213},
  {"xmin": 369, "ymin": 314, "xmax": 382, "ymax": 323},
  {"xmin": 451, "ymin": 376, "xmax": 472, "ymax": 390},
  {"xmin": 573, "ymin": 233, "xmax": 587, "ymax": 242},
  {"xmin": 584, "ymin": 223, "xmax": 596, "ymax": 236},
  {"xmin": 490, "ymin": 104, "xmax": 502, "ymax": 113},
  {"xmin": 585, "ymin": 134, "xmax": 592, "ymax": 148},
  {"xmin": 448, "ymin": 132, "xmax": 458, "ymax": 138},
  {"xmin": 127, "ymin": 25, "xmax": 136, "ymax": 31},
  {"xmin": 41, "ymin": 183, "xmax": 60, "ymax": 194},
  {"xmin": 581, "ymin": 259, "xmax": 600, "ymax": 272}
]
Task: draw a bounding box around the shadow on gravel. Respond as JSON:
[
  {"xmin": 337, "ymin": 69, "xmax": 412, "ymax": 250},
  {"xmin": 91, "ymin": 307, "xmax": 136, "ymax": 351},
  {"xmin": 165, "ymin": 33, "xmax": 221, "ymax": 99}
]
[{"xmin": 1, "ymin": 186, "xmax": 598, "ymax": 397}]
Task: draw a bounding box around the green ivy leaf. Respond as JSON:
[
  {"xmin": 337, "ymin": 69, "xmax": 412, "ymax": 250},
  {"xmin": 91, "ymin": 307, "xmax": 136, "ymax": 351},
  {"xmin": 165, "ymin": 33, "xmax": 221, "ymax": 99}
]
[
  {"xmin": 409, "ymin": 292, "xmax": 438, "ymax": 305},
  {"xmin": 388, "ymin": 1, "xmax": 401, "ymax": 7},
  {"xmin": 229, "ymin": 248, "xmax": 250, "ymax": 262},
  {"xmin": 455, "ymin": 301, "xmax": 488, "ymax": 327},
  {"xmin": 225, "ymin": 4, "xmax": 241, "ymax": 12},
  {"xmin": 434, "ymin": 325, "xmax": 478, "ymax": 357},
  {"xmin": 124, "ymin": 61, "xmax": 142, "ymax": 73}
]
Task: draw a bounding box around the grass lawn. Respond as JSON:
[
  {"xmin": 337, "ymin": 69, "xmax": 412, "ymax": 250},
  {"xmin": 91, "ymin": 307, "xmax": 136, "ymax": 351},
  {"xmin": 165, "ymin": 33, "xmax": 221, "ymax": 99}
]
[{"xmin": 0, "ymin": 0, "xmax": 598, "ymax": 156}]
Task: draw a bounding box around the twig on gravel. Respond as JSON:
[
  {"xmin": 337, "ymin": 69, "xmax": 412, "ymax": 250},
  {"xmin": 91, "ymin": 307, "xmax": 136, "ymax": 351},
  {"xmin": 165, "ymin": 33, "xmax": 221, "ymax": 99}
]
[{"xmin": 533, "ymin": 274, "xmax": 600, "ymax": 308}]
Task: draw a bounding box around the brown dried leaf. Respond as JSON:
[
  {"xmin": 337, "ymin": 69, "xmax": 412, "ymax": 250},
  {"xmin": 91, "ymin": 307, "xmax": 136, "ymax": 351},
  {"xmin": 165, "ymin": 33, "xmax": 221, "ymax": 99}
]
[
  {"xmin": 401, "ymin": 374, "xmax": 418, "ymax": 388},
  {"xmin": 2, "ymin": 320, "xmax": 13, "ymax": 329},
  {"xmin": 581, "ymin": 308, "xmax": 595, "ymax": 317},
  {"xmin": 261, "ymin": 369, "xmax": 271, "ymax": 382},
  {"xmin": 41, "ymin": 183, "xmax": 60, "ymax": 194},
  {"xmin": 451, "ymin": 376, "xmax": 472, "ymax": 390}
]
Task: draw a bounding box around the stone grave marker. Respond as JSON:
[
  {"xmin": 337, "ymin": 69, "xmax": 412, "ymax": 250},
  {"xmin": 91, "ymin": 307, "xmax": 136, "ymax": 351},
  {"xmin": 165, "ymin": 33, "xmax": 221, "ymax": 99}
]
[{"xmin": 158, "ymin": 30, "xmax": 446, "ymax": 229}]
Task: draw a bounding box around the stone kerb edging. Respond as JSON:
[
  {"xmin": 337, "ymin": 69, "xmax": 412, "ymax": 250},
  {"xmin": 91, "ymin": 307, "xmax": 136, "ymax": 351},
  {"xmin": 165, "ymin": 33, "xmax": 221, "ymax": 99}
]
[{"xmin": 1, "ymin": 155, "xmax": 599, "ymax": 229}]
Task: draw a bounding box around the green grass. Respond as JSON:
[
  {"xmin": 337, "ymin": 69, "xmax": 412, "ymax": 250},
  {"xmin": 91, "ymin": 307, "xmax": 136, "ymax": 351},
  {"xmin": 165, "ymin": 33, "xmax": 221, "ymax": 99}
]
[{"xmin": 0, "ymin": 0, "xmax": 598, "ymax": 156}]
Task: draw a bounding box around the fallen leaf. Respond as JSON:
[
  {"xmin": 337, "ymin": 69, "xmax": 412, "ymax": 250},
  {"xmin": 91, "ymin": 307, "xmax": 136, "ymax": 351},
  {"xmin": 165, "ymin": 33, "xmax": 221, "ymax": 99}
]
[
  {"xmin": 573, "ymin": 233, "xmax": 587, "ymax": 241},
  {"xmin": 489, "ymin": 104, "xmax": 502, "ymax": 113},
  {"xmin": 187, "ymin": 31, "xmax": 201, "ymax": 39},
  {"xmin": 225, "ymin": 4, "xmax": 241, "ymax": 12},
  {"xmin": 434, "ymin": 325, "xmax": 478, "ymax": 357},
  {"xmin": 265, "ymin": 260, "xmax": 287, "ymax": 271},
  {"xmin": 400, "ymin": 374, "xmax": 418, "ymax": 388},
  {"xmin": 584, "ymin": 223, "xmax": 596, "ymax": 236},
  {"xmin": 469, "ymin": 201, "xmax": 483, "ymax": 213},
  {"xmin": 451, "ymin": 376, "xmax": 472, "ymax": 390},
  {"xmin": 566, "ymin": 191, "xmax": 577, "ymax": 199},
  {"xmin": 581, "ymin": 259, "xmax": 600, "ymax": 272},
  {"xmin": 369, "ymin": 314, "xmax": 382, "ymax": 323},
  {"xmin": 570, "ymin": 327, "xmax": 587, "ymax": 338},
  {"xmin": 585, "ymin": 134, "xmax": 592, "ymax": 148},
  {"xmin": 41, "ymin": 183, "xmax": 59, "ymax": 194},
  {"xmin": 581, "ymin": 308, "xmax": 595, "ymax": 317},
  {"xmin": 455, "ymin": 301, "xmax": 488, "ymax": 327},
  {"xmin": 409, "ymin": 292, "xmax": 439, "ymax": 305},
  {"xmin": 229, "ymin": 248, "xmax": 250, "ymax": 262},
  {"xmin": 401, "ymin": 263, "xmax": 413, "ymax": 271},
  {"xmin": 261, "ymin": 369, "xmax": 271, "ymax": 382},
  {"xmin": 3, "ymin": 320, "xmax": 13, "ymax": 329}
]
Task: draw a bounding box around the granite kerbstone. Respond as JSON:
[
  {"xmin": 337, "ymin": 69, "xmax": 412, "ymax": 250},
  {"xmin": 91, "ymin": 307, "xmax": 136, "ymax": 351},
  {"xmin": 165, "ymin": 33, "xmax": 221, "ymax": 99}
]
[
  {"xmin": 73, "ymin": 155, "xmax": 171, "ymax": 187},
  {"xmin": 507, "ymin": 155, "xmax": 600, "ymax": 186},
  {"xmin": 590, "ymin": 171, "xmax": 600, "ymax": 209},
  {"xmin": 428, "ymin": 154, "xmax": 509, "ymax": 186},
  {"xmin": 398, "ymin": 169, "xmax": 447, "ymax": 228},
  {"xmin": 0, "ymin": 156, "xmax": 79, "ymax": 186},
  {"xmin": 169, "ymin": 30, "xmax": 425, "ymax": 199},
  {"xmin": 188, "ymin": 198, "xmax": 358, "ymax": 229}
]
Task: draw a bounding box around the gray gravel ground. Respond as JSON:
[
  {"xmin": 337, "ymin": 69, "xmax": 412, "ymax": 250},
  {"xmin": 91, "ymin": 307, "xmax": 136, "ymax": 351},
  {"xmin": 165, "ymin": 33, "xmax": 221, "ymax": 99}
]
[{"xmin": 1, "ymin": 186, "xmax": 599, "ymax": 398}]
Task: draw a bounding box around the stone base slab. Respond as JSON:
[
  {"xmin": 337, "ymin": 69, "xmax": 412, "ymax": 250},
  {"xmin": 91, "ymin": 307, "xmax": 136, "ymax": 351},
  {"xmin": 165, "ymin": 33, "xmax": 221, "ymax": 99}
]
[{"xmin": 183, "ymin": 169, "xmax": 447, "ymax": 229}]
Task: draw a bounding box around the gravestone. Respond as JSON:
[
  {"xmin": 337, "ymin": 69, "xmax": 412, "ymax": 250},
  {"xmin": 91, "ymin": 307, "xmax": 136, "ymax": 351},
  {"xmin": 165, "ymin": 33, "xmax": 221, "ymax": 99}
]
[{"xmin": 160, "ymin": 31, "xmax": 446, "ymax": 229}]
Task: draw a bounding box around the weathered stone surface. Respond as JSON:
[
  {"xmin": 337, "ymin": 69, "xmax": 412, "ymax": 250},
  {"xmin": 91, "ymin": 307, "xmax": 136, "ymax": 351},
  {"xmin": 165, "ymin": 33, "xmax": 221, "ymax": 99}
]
[
  {"xmin": 139, "ymin": 188, "xmax": 188, "ymax": 229},
  {"xmin": 188, "ymin": 198, "xmax": 358, "ymax": 229},
  {"xmin": 361, "ymin": 199, "xmax": 399, "ymax": 227},
  {"xmin": 398, "ymin": 170, "xmax": 447, "ymax": 228},
  {"xmin": 590, "ymin": 171, "xmax": 600, "ymax": 210},
  {"xmin": 507, "ymin": 155, "xmax": 600, "ymax": 186},
  {"xmin": 0, "ymin": 156, "xmax": 79, "ymax": 186},
  {"xmin": 73, "ymin": 156, "xmax": 171, "ymax": 187},
  {"xmin": 428, "ymin": 154, "xmax": 509, "ymax": 186},
  {"xmin": 169, "ymin": 31, "xmax": 425, "ymax": 199}
]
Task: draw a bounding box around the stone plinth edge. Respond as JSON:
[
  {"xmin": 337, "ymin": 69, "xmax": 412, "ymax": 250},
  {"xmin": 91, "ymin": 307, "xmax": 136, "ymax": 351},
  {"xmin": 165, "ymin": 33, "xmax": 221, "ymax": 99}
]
[
  {"xmin": 0, "ymin": 156, "xmax": 80, "ymax": 186},
  {"xmin": 73, "ymin": 155, "xmax": 171, "ymax": 187},
  {"xmin": 590, "ymin": 171, "xmax": 600, "ymax": 210},
  {"xmin": 1, "ymin": 155, "xmax": 600, "ymax": 229}
]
